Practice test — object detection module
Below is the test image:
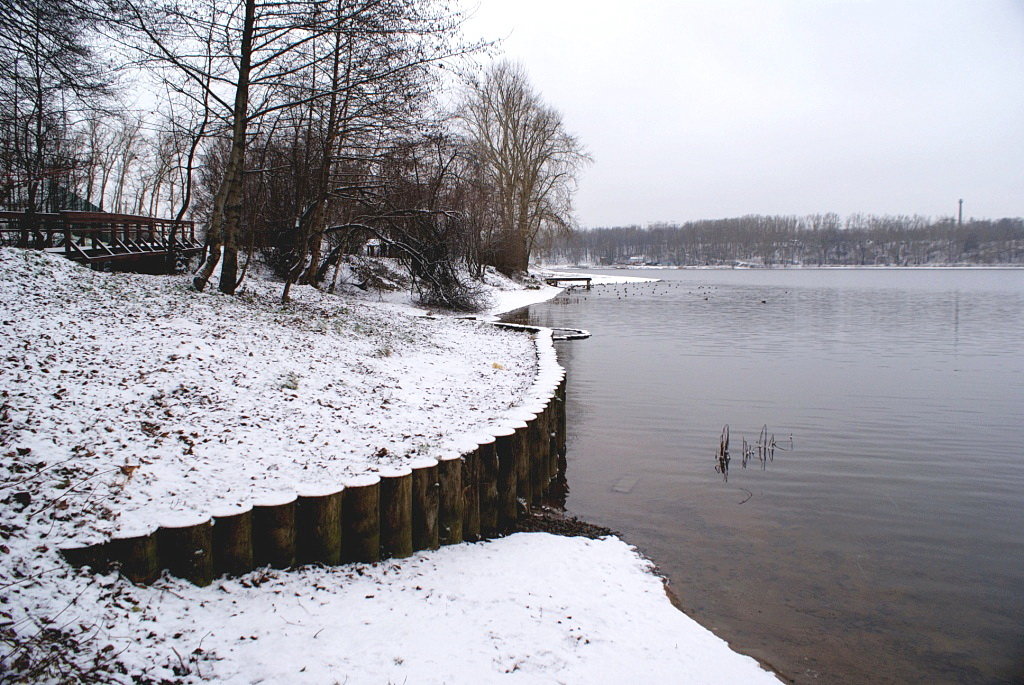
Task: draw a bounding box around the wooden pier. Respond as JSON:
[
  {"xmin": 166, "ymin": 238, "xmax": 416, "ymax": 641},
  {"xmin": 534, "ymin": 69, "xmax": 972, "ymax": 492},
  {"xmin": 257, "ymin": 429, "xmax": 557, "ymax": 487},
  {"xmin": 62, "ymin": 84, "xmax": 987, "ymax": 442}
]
[{"xmin": 544, "ymin": 276, "xmax": 592, "ymax": 289}]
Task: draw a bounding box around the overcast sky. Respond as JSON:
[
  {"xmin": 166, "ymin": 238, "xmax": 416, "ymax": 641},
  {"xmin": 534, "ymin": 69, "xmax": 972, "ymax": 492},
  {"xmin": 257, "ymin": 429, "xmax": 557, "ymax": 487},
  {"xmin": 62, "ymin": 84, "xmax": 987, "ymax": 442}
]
[{"xmin": 459, "ymin": 1, "xmax": 1024, "ymax": 228}]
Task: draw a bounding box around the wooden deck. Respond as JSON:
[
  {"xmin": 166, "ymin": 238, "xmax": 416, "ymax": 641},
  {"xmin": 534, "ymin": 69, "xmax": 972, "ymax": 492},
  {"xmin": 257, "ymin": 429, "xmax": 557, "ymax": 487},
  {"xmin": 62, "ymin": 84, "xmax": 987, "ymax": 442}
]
[
  {"xmin": 544, "ymin": 276, "xmax": 592, "ymax": 289},
  {"xmin": 0, "ymin": 210, "xmax": 202, "ymax": 269}
]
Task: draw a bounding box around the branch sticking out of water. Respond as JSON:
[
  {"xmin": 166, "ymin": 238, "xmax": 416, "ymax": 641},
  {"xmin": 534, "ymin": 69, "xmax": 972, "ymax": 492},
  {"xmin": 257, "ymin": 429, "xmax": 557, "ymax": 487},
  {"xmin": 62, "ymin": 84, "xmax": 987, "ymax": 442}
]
[
  {"xmin": 715, "ymin": 425, "xmax": 731, "ymax": 481},
  {"xmin": 716, "ymin": 424, "xmax": 793, "ymax": 482}
]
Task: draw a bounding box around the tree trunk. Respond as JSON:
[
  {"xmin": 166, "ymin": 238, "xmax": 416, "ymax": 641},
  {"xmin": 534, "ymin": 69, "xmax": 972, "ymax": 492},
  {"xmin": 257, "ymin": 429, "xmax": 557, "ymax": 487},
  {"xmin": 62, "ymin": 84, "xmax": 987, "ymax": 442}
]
[{"xmin": 194, "ymin": 0, "xmax": 255, "ymax": 294}]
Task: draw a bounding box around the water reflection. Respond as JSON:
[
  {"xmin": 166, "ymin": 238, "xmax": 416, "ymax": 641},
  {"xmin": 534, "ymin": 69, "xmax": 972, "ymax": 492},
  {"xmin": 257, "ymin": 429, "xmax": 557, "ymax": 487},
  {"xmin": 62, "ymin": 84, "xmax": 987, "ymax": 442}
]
[
  {"xmin": 511, "ymin": 269, "xmax": 1024, "ymax": 685},
  {"xmin": 539, "ymin": 452, "xmax": 569, "ymax": 510}
]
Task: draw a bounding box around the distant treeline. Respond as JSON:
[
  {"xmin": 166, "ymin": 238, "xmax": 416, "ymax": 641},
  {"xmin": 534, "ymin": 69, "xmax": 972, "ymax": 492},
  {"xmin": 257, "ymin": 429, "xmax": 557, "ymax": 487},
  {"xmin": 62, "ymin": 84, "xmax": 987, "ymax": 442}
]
[{"xmin": 540, "ymin": 214, "xmax": 1024, "ymax": 266}]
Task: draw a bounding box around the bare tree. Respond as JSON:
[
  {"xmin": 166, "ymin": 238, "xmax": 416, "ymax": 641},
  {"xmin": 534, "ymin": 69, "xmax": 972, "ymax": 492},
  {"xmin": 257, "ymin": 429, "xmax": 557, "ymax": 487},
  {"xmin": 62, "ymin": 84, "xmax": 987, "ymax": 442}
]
[
  {"xmin": 0, "ymin": 0, "xmax": 114, "ymax": 229},
  {"xmin": 259, "ymin": 0, "xmax": 478, "ymax": 301},
  {"xmin": 541, "ymin": 214, "xmax": 1024, "ymax": 267},
  {"xmin": 120, "ymin": 0, "xmax": 475, "ymax": 295},
  {"xmin": 459, "ymin": 61, "xmax": 590, "ymax": 275}
]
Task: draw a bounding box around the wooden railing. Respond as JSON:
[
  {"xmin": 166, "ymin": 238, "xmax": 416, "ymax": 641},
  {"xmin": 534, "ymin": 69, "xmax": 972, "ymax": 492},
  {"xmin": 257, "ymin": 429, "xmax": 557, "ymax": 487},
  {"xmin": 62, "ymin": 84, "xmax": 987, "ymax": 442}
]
[{"xmin": 0, "ymin": 210, "xmax": 201, "ymax": 266}]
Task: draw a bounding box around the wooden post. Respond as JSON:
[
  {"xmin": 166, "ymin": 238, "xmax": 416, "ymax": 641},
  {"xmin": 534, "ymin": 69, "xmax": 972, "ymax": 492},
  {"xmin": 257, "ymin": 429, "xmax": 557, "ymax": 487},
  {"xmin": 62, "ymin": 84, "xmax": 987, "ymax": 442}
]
[
  {"xmin": 461, "ymin": 445, "xmax": 481, "ymax": 541},
  {"xmin": 111, "ymin": 530, "xmax": 159, "ymax": 585},
  {"xmin": 437, "ymin": 454, "xmax": 463, "ymax": 545},
  {"xmin": 533, "ymin": 399, "xmax": 550, "ymax": 478},
  {"xmin": 60, "ymin": 542, "xmax": 109, "ymax": 572},
  {"xmin": 379, "ymin": 466, "xmax": 413, "ymax": 559},
  {"xmin": 493, "ymin": 425, "xmax": 519, "ymax": 532},
  {"xmin": 542, "ymin": 400, "xmax": 557, "ymax": 483},
  {"xmin": 253, "ymin": 494, "xmax": 297, "ymax": 569},
  {"xmin": 547, "ymin": 396, "xmax": 559, "ymax": 474},
  {"xmin": 527, "ymin": 403, "xmax": 548, "ymax": 502},
  {"xmin": 477, "ymin": 436, "xmax": 499, "ymax": 537},
  {"xmin": 296, "ymin": 486, "xmax": 343, "ymax": 566},
  {"xmin": 212, "ymin": 506, "xmax": 253, "ymax": 577},
  {"xmin": 342, "ymin": 475, "xmax": 380, "ymax": 563},
  {"xmin": 411, "ymin": 458, "xmax": 440, "ymax": 551},
  {"xmin": 62, "ymin": 216, "xmax": 71, "ymax": 258},
  {"xmin": 512, "ymin": 415, "xmax": 533, "ymax": 509},
  {"xmin": 556, "ymin": 375, "xmax": 568, "ymax": 456},
  {"xmin": 157, "ymin": 515, "xmax": 214, "ymax": 586}
]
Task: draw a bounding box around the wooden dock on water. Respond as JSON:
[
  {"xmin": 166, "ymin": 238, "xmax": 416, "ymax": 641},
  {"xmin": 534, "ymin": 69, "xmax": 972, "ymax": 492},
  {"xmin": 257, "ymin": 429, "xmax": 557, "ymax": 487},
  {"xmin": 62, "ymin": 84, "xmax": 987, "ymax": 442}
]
[{"xmin": 544, "ymin": 276, "xmax": 592, "ymax": 290}]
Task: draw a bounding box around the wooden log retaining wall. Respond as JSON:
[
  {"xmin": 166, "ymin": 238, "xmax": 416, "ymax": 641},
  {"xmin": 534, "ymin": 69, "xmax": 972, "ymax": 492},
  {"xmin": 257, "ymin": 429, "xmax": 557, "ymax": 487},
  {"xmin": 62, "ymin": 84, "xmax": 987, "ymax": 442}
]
[{"xmin": 61, "ymin": 328, "xmax": 568, "ymax": 586}]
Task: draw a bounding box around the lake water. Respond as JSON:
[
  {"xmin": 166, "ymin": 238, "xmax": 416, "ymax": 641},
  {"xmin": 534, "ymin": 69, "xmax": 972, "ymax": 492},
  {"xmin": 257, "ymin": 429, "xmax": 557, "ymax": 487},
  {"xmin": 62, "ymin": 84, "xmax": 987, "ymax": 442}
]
[{"xmin": 507, "ymin": 268, "xmax": 1024, "ymax": 684}]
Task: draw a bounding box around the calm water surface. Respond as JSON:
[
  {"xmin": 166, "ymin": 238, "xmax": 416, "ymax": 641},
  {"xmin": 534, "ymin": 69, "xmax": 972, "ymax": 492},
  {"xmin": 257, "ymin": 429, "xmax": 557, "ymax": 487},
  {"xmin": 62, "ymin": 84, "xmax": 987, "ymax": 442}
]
[{"xmin": 509, "ymin": 268, "xmax": 1024, "ymax": 684}]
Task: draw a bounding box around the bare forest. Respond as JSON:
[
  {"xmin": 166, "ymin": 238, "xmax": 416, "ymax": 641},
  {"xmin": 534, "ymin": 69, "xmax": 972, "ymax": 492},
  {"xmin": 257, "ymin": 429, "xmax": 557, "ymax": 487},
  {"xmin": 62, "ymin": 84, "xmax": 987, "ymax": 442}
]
[
  {"xmin": 0, "ymin": 0, "xmax": 587, "ymax": 309},
  {"xmin": 542, "ymin": 214, "xmax": 1024, "ymax": 267}
]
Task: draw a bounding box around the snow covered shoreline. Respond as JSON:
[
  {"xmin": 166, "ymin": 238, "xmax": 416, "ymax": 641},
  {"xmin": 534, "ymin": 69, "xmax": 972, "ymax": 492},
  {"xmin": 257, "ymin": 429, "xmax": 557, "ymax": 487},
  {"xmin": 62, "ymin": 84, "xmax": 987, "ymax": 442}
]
[
  {"xmin": 1, "ymin": 249, "xmax": 556, "ymax": 541},
  {"xmin": 0, "ymin": 249, "xmax": 777, "ymax": 682}
]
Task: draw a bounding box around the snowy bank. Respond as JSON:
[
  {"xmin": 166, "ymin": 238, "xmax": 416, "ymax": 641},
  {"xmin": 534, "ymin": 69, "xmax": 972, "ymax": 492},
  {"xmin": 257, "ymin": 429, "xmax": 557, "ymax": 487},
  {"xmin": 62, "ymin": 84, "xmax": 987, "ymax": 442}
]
[
  {"xmin": 480, "ymin": 266, "xmax": 659, "ymax": 319},
  {"xmin": 40, "ymin": 534, "xmax": 779, "ymax": 684},
  {"xmin": 0, "ymin": 249, "xmax": 777, "ymax": 682},
  {"xmin": 0, "ymin": 249, "xmax": 544, "ymax": 540}
]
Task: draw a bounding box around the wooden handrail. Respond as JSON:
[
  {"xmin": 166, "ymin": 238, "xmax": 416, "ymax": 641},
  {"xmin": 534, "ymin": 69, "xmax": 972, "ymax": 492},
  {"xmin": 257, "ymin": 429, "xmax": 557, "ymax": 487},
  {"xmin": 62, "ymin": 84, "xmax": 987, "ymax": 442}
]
[{"xmin": 0, "ymin": 210, "xmax": 200, "ymax": 267}]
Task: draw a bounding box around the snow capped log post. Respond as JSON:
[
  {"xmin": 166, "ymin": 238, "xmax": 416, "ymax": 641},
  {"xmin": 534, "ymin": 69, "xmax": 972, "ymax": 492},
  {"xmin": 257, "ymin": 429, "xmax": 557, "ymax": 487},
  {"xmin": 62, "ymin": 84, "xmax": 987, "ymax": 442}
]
[
  {"xmin": 437, "ymin": 454, "xmax": 463, "ymax": 545},
  {"xmin": 477, "ymin": 435, "xmax": 499, "ymax": 536},
  {"xmin": 157, "ymin": 515, "xmax": 214, "ymax": 586},
  {"xmin": 493, "ymin": 425, "xmax": 519, "ymax": 532},
  {"xmin": 212, "ymin": 506, "xmax": 254, "ymax": 577},
  {"xmin": 57, "ymin": 326, "xmax": 571, "ymax": 583},
  {"xmin": 536, "ymin": 400, "xmax": 552, "ymax": 484},
  {"xmin": 379, "ymin": 466, "xmax": 413, "ymax": 559},
  {"xmin": 411, "ymin": 458, "xmax": 440, "ymax": 551},
  {"xmin": 60, "ymin": 541, "xmax": 109, "ymax": 573},
  {"xmin": 253, "ymin": 493, "xmax": 297, "ymax": 569},
  {"xmin": 296, "ymin": 486, "xmax": 344, "ymax": 566},
  {"xmin": 556, "ymin": 374, "xmax": 568, "ymax": 456},
  {"xmin": 461, "ymin": 442, "xmax": 481, "ymax": 541},
  {"xmin": 342, "ymin": 475, "xmax": 380, "ymax": 563},
  {"xmin": 110, "ymin": 529, "xmax": 160, "ymax": 585},
  {"xmin": 511, "ymin": 416, "xmax": 533, "ymax": 509},
  {"xmin": 528, "ymin": 401, "xmax": 549, "ymax": 504},
  {"xmin": 547, "ymin": 399, "xmax": 559, "ymax": 476},
  {"xmin": 544, "ymin": 401, "xmax": 558, "ymax": 484}
]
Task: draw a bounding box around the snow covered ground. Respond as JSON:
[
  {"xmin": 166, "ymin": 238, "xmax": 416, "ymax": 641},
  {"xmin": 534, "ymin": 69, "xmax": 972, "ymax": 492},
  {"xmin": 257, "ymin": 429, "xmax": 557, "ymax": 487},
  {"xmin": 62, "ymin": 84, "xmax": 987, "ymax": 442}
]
[
  {"xmin": 0, "ymin": 249, "xmax": 776, "ymax": 682},
  {"xmin": 485, "ymin": 282, "xmax": 563, "ymax": 318},
  {"xmin": 89, "ymin": 534, "xmax": 778, "ymax": 684},
  {"xmin": 482, "ymin": 267, "xmax": 658, "ymax": 318},
  {"xmin": 0, "ymin": 249, "xmax": 541, "ymax": 539}
]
